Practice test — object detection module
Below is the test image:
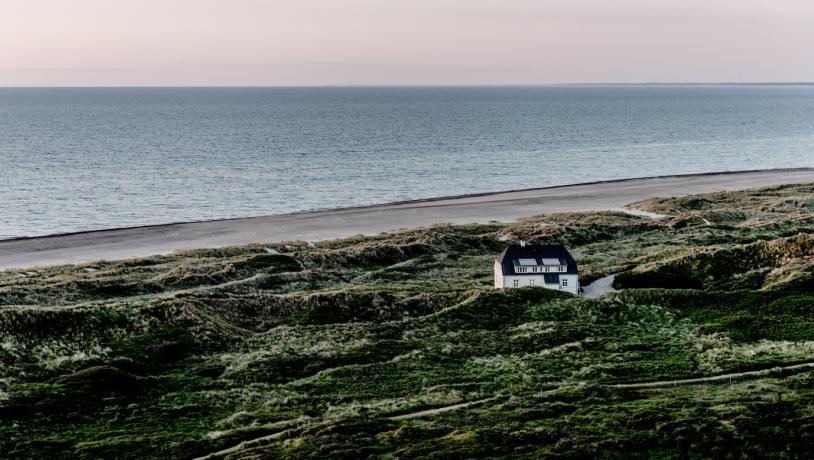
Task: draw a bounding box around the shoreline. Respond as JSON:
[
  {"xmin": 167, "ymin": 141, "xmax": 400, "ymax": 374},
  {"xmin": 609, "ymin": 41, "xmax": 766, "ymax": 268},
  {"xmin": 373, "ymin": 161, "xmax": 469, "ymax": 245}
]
[
  {"xmin": 1, "ymin": 167, "xmax": 813, "ymax": 270},
  {"xmin": 3, "ymin": 167, "xmax": 811, "ymax": 244}
]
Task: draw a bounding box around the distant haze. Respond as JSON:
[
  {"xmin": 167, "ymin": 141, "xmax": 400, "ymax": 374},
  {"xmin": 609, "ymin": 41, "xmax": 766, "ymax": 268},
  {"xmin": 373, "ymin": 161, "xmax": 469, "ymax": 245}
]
[{"xmin": 2, "ymin": 0, "xmax": 813, "ymax": 86}]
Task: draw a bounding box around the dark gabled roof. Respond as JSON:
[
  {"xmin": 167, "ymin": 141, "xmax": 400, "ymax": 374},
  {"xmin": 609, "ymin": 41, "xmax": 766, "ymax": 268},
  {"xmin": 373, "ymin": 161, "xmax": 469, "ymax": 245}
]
[{"xmin": 496, "ymin": 244, "xmax": 579, "ymax": 277}]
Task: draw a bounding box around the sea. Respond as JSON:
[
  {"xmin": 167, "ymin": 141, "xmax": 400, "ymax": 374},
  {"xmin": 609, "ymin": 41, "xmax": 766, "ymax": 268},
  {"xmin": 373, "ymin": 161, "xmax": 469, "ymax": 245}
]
[{"xmin": 1, "ymin": 85, "xmax": 813, "ymax": 239}]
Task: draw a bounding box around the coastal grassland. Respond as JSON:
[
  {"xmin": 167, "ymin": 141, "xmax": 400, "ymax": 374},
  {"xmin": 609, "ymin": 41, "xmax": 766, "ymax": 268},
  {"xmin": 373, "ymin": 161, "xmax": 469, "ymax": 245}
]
[{"xmin": 1, "ymin": 182, "xmax": 814, "ymax": 458}]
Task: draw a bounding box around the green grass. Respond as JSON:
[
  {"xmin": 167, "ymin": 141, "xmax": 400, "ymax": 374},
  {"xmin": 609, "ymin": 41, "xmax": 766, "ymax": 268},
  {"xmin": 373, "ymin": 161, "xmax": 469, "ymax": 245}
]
[{"xmin": 2, "ymin": 182, "xmax": 814, "ymax": 458}]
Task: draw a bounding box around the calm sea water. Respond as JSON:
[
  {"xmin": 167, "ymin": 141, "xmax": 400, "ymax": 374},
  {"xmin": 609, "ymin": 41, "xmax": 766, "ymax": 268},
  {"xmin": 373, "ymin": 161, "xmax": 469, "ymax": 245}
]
[{"xmin": 1, "ymin": 86, "xmax": 813, "ymax": 239}]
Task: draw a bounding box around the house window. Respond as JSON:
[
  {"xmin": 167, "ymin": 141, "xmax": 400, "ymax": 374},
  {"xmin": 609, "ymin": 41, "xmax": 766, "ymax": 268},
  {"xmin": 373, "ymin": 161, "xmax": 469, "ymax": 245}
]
[
  {"xmin": 562, "ymin": 278, "xmax": 568, "ymax": 286},
  {"xmin": 545, "ymin": 267, "xmax": 550, "ymax": 272},
  {"xmin": 513, "ymin": 279, "xmax": 519, "ymax": 287},
  {"xmin": 529, "ymin": 279, "xmax": 535, "ymax": 286}
]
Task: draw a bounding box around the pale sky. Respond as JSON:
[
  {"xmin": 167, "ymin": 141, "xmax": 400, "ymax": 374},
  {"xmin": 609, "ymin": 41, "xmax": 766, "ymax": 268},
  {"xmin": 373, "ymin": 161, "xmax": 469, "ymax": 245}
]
[{"xmin": 2, "ymin": 0, "xmax": 813, "ymax": 86}]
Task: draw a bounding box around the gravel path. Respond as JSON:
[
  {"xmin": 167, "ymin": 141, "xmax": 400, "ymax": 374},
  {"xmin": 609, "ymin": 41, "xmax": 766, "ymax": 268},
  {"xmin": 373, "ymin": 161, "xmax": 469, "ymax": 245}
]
[{"xmin": 582, "ymin": 274, "xmax": 618, "ymax": 298}]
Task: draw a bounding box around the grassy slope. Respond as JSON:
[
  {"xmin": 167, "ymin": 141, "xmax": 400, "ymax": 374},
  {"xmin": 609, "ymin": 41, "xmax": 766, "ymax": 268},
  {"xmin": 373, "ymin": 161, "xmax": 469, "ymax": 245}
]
[{"xmin": 1, "ymin": 183, "xmax": 814, "ymax": 459}]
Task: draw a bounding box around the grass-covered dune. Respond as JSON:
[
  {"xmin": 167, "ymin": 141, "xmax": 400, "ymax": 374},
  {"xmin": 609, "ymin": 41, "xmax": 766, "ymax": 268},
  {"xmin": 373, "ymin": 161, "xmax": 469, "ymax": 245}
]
[{"xmin": 2, "ymin": 183, "xmax": 814, "ymax": 459}]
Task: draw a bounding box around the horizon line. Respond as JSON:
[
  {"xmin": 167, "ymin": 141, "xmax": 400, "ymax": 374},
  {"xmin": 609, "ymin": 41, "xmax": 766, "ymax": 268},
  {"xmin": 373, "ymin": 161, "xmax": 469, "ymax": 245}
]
[{"xmin": 1, "ymin": 81, "xmax": 814, "ymax": 89}]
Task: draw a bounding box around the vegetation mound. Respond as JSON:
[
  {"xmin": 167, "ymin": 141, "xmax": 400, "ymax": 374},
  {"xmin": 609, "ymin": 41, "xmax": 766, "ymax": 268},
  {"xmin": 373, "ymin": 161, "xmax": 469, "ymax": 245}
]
[
  {"xmin": 2, "ymin": 182, "xmax": 814, "ymax": 458},
  {"xmin": 616, "ymin": 233, "xmax": 814, "ymax": 290}
]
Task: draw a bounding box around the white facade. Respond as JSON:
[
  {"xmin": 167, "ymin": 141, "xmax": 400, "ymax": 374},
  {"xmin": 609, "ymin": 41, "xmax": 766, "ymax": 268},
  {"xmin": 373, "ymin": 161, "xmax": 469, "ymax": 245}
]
[
  {"xmin": 494, "ymin": 260, "xmax": 504, "ymax": 288},
  {"xmin": 494, "ymin": 250, "xmax": 580, "ymax": 295},
  {"xmin": 495, "ymin": 270, "xmax": 580, "ymax": 295}
]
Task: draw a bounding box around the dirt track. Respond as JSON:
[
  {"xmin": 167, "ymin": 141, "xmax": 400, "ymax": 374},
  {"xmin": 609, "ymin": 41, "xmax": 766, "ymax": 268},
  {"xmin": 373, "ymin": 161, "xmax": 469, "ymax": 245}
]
[{"xmin": 610, "ymin": 362, "xmax": 814, "ymax": 389}]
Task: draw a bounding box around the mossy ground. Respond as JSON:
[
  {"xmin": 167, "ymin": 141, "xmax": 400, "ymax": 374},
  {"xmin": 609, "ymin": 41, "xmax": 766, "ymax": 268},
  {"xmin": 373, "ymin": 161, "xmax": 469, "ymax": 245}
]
[{"xmin": 2, "ymin": 183, "xmax": 814, "ymax": 458}]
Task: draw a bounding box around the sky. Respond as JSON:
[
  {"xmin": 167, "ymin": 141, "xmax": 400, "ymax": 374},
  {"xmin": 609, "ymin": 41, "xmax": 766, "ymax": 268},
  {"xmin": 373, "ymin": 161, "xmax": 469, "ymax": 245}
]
[{"xmin": 2, "ymin": 0, "xmax": 813, "ymax": 86}]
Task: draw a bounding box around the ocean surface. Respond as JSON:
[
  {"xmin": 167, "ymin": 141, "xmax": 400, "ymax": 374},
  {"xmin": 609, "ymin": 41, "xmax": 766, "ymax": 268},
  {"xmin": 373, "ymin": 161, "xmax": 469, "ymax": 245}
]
[{"xmin": 1, "ymin": 86, "xmax": 813, "ymax": 239}]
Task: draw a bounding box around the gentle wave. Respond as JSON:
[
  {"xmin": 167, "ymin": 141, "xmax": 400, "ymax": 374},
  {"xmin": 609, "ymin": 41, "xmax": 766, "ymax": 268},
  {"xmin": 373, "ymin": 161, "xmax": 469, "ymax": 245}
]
[{"xmin": 1, "ymin": 86, "xmax": 813, "ymax": 238}]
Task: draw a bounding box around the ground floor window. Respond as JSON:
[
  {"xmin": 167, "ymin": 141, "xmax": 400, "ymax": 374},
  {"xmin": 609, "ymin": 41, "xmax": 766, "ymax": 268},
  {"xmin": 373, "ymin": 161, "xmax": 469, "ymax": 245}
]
[
  {"xmin": 562, "ymin": 278, "xmax": 568, "ymax": 286},
  {"xmin": 513, "ymin": 280, "xmax": 519, "ymax": 287},
  {"xmin": 529, "ymin": 279, "xmax": 535, "ymax": 286}
]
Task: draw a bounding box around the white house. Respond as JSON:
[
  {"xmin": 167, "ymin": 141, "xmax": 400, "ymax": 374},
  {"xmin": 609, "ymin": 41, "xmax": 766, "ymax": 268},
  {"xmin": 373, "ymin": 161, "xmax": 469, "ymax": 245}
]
[{"xmin": 494, "ymin": 242, "xmax": 580, "ymax": 294}]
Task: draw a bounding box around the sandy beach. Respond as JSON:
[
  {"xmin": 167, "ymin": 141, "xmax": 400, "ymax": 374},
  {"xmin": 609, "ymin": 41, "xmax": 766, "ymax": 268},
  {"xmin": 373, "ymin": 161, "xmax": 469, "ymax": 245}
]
[{"xmin": 2, "ymin": 168, "xmax": 813, "ymax": 271}]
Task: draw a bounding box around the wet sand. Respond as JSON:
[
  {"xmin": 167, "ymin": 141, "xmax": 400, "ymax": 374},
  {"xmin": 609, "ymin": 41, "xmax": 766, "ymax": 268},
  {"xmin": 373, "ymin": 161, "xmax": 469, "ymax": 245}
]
[{"xmin": 2, "ymin": 168, "xmax": 813, "ymax": 270}]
